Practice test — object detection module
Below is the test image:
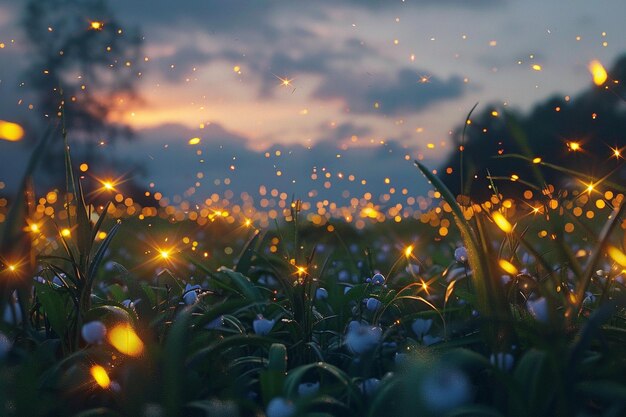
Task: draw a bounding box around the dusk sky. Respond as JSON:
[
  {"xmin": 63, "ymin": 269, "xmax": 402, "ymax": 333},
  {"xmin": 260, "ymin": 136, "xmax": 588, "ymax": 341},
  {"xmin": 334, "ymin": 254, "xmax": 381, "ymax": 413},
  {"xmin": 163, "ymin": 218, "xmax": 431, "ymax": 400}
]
[{"xmin": 1, "ymin": 0, "xmax": 625, "ymax": 206}]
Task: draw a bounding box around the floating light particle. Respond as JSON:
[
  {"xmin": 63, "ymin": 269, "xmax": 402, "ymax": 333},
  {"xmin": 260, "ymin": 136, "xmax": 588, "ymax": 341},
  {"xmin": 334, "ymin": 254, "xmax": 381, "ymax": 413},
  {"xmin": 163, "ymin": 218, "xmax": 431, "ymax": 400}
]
[
  {"xmin": 608, "ymin": 246, "xmax": 626, "ymax": 267},
  {"xmin": 588, "ymin": 60, "xmax": 608, "ymax": 86},
  {"xmin": 532, "ymin": 157, "xmax": 542, "ymax": 164},
  {"xmin": 79, "ymin": 163, "xmax": 88, "ymax": 172},
  {"xmin": 532, "ymin": 64, "xmax": 542, "ymax": 71},
  {"xmin": 107, "ymin": 323, "xmax": 144, "ymax": 357},
  {"xmin": 489, "ymin": 40, "xmax": 497, "ymax": 47},
  {"xmin": 568, "ymin": 141, "xmax": 581, "ymax": 151},
  {"xmin": 61, "ymin": 228, "xmax": 71, "ymax": 237},
  {"xmin": 0, "ymin": 120, "xmax": 24, "ymax": 141},
  {"xmin": 404, "ymin": 245, "xmax": 413, "ymax": 257},
  {"xmin": 89, "ymin": 21, "xmax": 104, "ymax": 31},
  {"xmin": 492, "ymin": 211, "xmax": 513, "ymax": 233},
  {"xmin": 188, "ymin": 137, "xmax": 201, "ymax": 145},
  {"xmin": 499, "ymin": 259, "xmax": 518, "ymax": 274},
  {"xmin": 90, "ymin": 365, "xmax": 111, "ymax": 389}
]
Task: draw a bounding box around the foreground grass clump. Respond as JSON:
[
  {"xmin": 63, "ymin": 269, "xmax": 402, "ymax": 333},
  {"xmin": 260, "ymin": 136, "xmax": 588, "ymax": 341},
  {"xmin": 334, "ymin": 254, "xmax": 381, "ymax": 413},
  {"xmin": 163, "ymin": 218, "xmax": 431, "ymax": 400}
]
[{"xmin": 0, "ymin": 133, "xmax": 625, "ymax": 417}]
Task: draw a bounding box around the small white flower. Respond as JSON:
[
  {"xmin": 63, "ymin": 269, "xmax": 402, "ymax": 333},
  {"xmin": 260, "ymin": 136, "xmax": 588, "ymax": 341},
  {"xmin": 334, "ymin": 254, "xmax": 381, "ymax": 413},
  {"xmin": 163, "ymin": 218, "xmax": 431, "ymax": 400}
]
[
  {"xmin": 368, "ymin": 273, "xmax": 385, "ymax": 285},
  {"xmin": 411, "ymin": 318, "xmax": 432, "ymax": 339},
  {"xmin": 526, "ymin": 297, "xmax": 549, "ymax": 323},
  {"xmin": 81, "ymin": 321, "xmax": 107, "ymax": 344},
  {"xmin": 297, "ymin": 381, "xmax": 320, "ymax": 397},
  {"xmin": 490, "ymin": 352, "xmax": 514, "ymax": 371},
  {"xmin": 421, "ymin": 367, "xmax": 471, "ymax": 413},
  {"xmin": 0, "ymin": 331, "xmax": 12, "ymax": 359},
  {"xmin": 252, "ymin": 316, "xmax": 275, "ymax": 335},
  {"xmin": 365, "ymin": 298, "xmax": 382, "ymax": 311},
  {"xmin": 338, "ymin": 270, "xmax": 350, "ymax": 282},
  {"xmin": 454, "ymin": 247, "xmax": 468, "ymax": 263},
  {"xmin": 315, "ymin": 288, "xmax": 328, "ymax": 300},
  {"xmin": 359, "ymin": 378, "xmax": 380, "ymax": 396},
  {"xmin": 345, "ymin": 321, "xmax": 382, "ymax": 354},
  {"xmin": 183, "ymin": 284, "xmax": 201, "ymax": 305},
  {"xmin": 266, "ymin": 397, "xmax": 295, "ymax": 417}
]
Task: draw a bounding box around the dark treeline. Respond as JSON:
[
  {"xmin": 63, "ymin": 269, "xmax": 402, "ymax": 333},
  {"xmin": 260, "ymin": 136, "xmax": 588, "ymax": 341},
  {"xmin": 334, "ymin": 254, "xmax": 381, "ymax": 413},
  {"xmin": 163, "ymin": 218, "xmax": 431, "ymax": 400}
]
[{"xmin": 441, "ymin": 55, "xmax": 626, "ymax": 200}]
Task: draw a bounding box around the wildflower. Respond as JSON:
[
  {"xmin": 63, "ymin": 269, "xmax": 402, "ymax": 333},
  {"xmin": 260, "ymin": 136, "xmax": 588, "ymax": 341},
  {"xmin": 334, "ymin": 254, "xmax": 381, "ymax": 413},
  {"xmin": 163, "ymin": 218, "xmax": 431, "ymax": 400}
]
[
  {"xmin": 266, "ymin": 397, "xmax": 295, "ymax": 417},
  {"xmin": 298, "ymin": 381, "xmax": 320, "ymax": 396},
  {"xmin": 454, "ymin": 246, "xmax": 468, "ymax": 263},
  {"xmin": 421, "ymin": 367, "xmax": 471, "ymax": 413},
  {"xmin": 365, "ymin": 297, "xmax": 382, "ymax": 311},
  {"xmin": 183, "ymin": 283, "xmax": 201, "ymax": 305},
  {"xmin": 368, "ymin": 273, "xmax": 385, "ymax": 285},
  {"xmin": 81, "ymin": 321, "xmax": 107, "ymax": 344},
  {"xmin": 345, "ymin": 321, "xmax": 382, "ymax": 354},
  {"xmin": 411, "ymin": 318, "xmax": 432, "ymax": 339},
  {"xmin": 252, "ymin": 316, "xmax": 275, "ymax": 335},
  {"xmin": 526, "ymin": 297, "xmax": 548, "ymax": 323},
  {"xmin": 490, "ymin": 352, "xmax": 514, "ymax": 371},
  {"xmin": 359, "ymin": 378, "xmax": 381, "ymax": 396},
  {"xmin": 0, "ymin": 331, "xmax": 12, "ymax": 359},
  {"xmin": 316, "ymin": 288, "xmax": 328, "ymax": 300}
]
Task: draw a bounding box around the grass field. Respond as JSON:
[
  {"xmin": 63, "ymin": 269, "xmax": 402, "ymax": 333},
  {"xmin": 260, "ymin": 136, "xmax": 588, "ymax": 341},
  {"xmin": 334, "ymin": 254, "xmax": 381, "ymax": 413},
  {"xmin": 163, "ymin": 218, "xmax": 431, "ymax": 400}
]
[{"xmin": 0, "ymin": 128, "xmax": 626, "ymax": 417}]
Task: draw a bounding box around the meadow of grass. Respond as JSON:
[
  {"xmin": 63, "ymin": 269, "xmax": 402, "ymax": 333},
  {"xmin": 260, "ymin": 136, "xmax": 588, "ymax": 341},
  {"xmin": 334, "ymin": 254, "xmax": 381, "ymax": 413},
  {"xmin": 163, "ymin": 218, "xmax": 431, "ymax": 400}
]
[{"xmin": 0, "ymin": 125, "xmax": 625, "ymax": 417}]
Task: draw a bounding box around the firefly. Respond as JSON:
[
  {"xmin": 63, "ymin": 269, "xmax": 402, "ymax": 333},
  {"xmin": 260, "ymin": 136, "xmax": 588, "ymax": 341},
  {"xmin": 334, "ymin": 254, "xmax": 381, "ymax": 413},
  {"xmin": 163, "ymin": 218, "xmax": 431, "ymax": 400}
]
[
  {"xmin": 90, "ymin": 21, "xmax": 104, "ymax": 31},
  {"xmin": 588, "ymin": 60, "xmax": 608, "ymax": 86},
  {"xmin": 0, "ymin": 120, "xmax": 24, "ymax": 142},
  {"xmin": 492, "ymin": 212, "xmax": 513, "ymax": 233},
  {"xmin": 107, "ymin": 323, "xmax": 144, "ymax": 357},
  {"xmin": 90, "ymin": 365, "xmax": 111, "ymax": 389}
]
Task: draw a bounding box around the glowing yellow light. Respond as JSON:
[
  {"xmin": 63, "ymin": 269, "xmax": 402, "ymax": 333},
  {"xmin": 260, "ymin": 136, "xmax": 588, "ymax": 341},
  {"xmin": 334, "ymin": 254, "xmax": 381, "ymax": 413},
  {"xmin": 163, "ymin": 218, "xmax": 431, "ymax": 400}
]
[
  {"xmin": 97, "ymin": 231, "xmax": 107, "ymax": 240},
  {"xmin": 360, "ymin": 207, "xmax": 380, "ymax": 219},
  {"xmin": 588, "ymin": 60, "xmax": 608, "ymax": 86},
  {"xmin": 79, "ymin": 163, "xmax": 89, "ymax": 172},
  {"xmin": 244, "ymin": 218, "xmax": 252, "ymax": 227},
  {"xmin": 608, "ymin": 246, "xmax": 626, "ymax": 267},
  {"xmin": 532, "ymin": 157, "xmax": 542, "ymax": 164},
  {"xmin": 492, "ymin": 211, "xmax": 513, "ymax": 233},
  {"xmin": 159, "ymin": 249, "xmax": 170, "ymax": 260},
  {"xmin": 90, "ymin": 365, "xmax": 111, "ymax": 389},
  {"xmin": 532, "ymin": 64, "xmax": 542, "ymax": 71},
  {"xmin": 188, "ymin": 137, "xmax": 201, "ymax": 145},
  {"xmin": 107, "ymin": 323, "xmax": 144, "ymax": 357},
  {"xmin": 585, "ymin": 182, "xmax": 594, "ymax": 194},
  {"xmin": 405, "ymin": 245, "xmax": 414, "ymax": 257},
  {"xmin": 0, "ymin": 120, "xmax": 25, "ymax": 142},
  {"xmin": 276, "ymin": 75, "xmax": 293, "ymax": 87},
  {"xmin": 8, "ymin": 265, "xmax": 16, "ymax": 272},
  {"xmin": 296, "ymin": 266, "xmax": 306, "ymax": 275},
  {"xmin": 102, "ymin": 181, "xmax": 114, "ymax": 191},
  {"xmin": 568, "ymin": 142, "xmax": 580, "ymax": 151},
  {"xmin": 611, "ymin": 147, "xmax": 621, "ymax": 158},
  {"xmin": 29, "ymin": 223, "xmax": 40, "ymax": 233},
  {"xmin": 61, "ymin": 228, "xmax": 71, "ymax": 237},
  {"xmin": 90, "ymin": 21, "xmax": 104, "ymax": 31},
  {"xmin": 499, "ymin": 259, "xmax": 518, "ymax": 275}
]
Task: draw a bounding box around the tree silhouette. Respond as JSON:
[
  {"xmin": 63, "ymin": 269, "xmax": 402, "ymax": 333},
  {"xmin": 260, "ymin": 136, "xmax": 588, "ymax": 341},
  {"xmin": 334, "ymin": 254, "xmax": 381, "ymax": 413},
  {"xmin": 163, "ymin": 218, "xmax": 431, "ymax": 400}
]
[
  {"xmin": 23, "ymin": 0, "xmax": 143, "ymax": 143},
  {"xmin": 440, "ymin": 55, "xmax": 626, "ymax": 200}
]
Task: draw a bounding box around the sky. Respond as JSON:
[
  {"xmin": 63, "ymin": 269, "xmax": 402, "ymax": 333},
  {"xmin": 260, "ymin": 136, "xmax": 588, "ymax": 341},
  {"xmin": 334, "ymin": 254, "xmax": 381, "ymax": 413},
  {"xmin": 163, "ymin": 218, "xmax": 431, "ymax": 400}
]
[{"xmin": 0, "ymin": 0, "xmax": 625, "ymax": 208}]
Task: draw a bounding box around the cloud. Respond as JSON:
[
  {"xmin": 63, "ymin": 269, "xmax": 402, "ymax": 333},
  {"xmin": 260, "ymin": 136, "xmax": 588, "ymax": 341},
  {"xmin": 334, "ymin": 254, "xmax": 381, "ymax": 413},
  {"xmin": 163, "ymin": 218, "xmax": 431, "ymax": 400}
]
[{"xmin": 314, "ymin": 68, "xmax": 467, "ymax": 115}]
